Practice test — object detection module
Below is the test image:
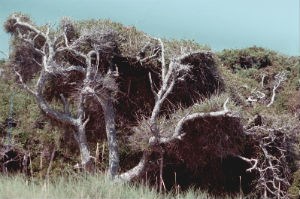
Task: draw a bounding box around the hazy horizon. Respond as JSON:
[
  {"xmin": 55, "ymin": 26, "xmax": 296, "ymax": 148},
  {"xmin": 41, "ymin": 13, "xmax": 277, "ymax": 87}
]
[{"xmin": 0, "ymin": 0, "xmax": 299, "ymax": 58}]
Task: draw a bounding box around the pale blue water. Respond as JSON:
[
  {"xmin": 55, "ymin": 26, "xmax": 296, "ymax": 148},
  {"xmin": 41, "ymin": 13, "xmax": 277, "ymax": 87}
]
[{"xmin": 0, "ymin": 0, "xmax": 299, "ymax": 58}]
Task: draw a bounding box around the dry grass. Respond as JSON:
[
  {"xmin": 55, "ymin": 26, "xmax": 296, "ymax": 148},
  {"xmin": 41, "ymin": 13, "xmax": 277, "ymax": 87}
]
[
  {"xmin": 0, "ymin": 174, "xmax": 241, "ymax": 199},
  {"xmin": 74, "ymin": 19, "xmax": 210, "ymax": 59}
]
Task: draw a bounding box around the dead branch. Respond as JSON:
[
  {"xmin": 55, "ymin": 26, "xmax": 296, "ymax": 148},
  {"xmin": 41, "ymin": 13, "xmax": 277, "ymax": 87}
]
[
  {"xmin": 261, "ymin": 74, "xmax": 266, "ymax": 88},
  {"xmin": 246, "ymin": 88, "xmax": 266, "ymax": 104},
  {"xmin": 152, "ymin": 98, "xmax": 231, "ymax": 145},
  {"xmin": 242, "ymin": 126, "xmax": 290, "ymax": 198},
  {"xmin": 267, "ymin": 71, "xmax": 287, "ymax": 107}
]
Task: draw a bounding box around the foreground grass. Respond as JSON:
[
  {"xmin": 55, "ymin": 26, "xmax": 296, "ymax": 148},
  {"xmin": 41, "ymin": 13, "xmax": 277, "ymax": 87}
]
[{"xmin": 0, "ymin": 174, "xmax": 228, "ymax": 199}]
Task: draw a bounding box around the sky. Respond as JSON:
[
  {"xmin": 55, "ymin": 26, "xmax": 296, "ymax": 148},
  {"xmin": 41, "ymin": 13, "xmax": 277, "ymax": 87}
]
[{"xmin": 0, "ymin": 0, "xmax": 299, "ymax": 59}]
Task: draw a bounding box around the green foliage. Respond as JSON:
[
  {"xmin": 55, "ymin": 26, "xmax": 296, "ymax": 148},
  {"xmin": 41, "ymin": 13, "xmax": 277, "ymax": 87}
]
[
  {"xmin": 0, "ymin": 61, "xmax": 69, "ymax": 176},
  {"xmin": 0, "ymin": 65, "xmax": 39, "ymax": 144},
  {"xmin": 218, "ymin": 46, "xmax": 280, "ymax": 70},
  {"xmin": 235, "ymin": 67, "xmax": 259, "ymax": 79},
  {"xmin": 219, "ymin": 63, "xmax": 259, "ymax": 103},
  {"xmin": 219, "ymin": 46, "xmax": 300, "ymax": 116}
]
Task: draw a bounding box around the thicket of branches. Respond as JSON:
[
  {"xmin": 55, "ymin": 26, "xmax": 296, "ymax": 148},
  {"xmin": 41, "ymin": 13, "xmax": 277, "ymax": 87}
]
[{"xmin": 2, "ymin": 13, "xmax": 300, "ymax": 198}]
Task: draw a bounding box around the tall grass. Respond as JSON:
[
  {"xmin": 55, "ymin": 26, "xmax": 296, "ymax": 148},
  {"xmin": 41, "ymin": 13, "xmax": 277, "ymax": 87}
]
[{"xmin": 0, "ymin": 174, "xmax": 228, "ymax": 199}]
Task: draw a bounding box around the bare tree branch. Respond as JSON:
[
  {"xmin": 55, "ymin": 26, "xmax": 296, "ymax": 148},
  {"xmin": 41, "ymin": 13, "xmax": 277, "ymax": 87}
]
[
  {"xmin": 242, "ymin": 126, "xmax": 290, "ymax": 198},
  {"xmin": 267, "ymin": 71, "xmax": 287, "ymax": 107},
  {"xmin": 11, "ymin": 15, "xmax": 47, "ymax": 39},
  {"xmin": 261, "ymin": 73, "xmax": 266, "ymax": 88},
  {"xmin": 157, "ymin": 38, "xmax": 166, "ymax": 80},
  {"xmin": 148, "ymin": 72, "xmax": 158, "ymax": 100},
  {"xmin": 152, "ymin": 98, "xmax": 231, "ymax": 145}
]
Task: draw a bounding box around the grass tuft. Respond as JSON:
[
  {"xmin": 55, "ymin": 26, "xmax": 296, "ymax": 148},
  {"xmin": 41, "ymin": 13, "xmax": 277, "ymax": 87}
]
[{"xmin": 0, "ymin": 174, "xmax": 234, "ymax": 199}]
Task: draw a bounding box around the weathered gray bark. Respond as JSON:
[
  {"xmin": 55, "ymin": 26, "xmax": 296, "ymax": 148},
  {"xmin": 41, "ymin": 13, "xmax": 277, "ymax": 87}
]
[
  {"xmin": 34, "ymin": 72, "xmax": 92, "ymax": 167},
  {"xmin": 76, "ymin": 126, "xmax": 92, "ymax": 168},
  {"xmin": 35, "ymin": 72, "xmax": 92, "ymax": 167},
  {"xmin": 101, "ymin": 99, "xmax": 119, "ymax": 178},
  {"xmin": 117, "ymin": 151, "xmax": 151, "ymax": 181},
  {"xmin": 267, "ymin": 71, "xmax": 286, "ymax": 107}
]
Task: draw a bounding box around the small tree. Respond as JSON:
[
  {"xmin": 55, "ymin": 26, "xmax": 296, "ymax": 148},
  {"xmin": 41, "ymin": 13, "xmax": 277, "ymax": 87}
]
[{"xmin": 5, "ymin": 14, "xmax": 120, "ymax": 173}]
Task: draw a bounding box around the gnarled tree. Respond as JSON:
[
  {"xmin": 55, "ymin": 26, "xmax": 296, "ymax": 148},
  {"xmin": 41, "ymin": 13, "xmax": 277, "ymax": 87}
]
[{"xmin": 5, "ymin": 14, "xmax": 119, "ymax": 173}]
